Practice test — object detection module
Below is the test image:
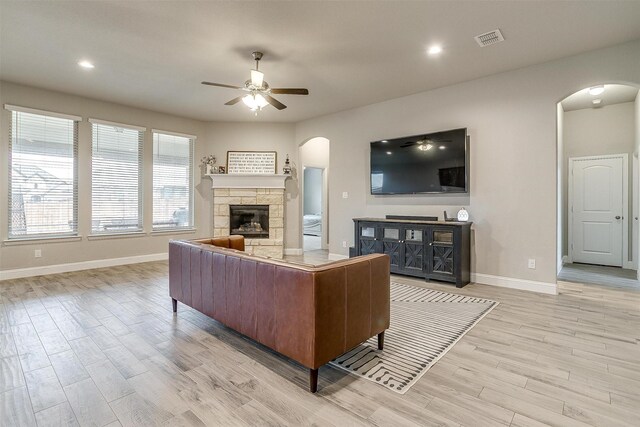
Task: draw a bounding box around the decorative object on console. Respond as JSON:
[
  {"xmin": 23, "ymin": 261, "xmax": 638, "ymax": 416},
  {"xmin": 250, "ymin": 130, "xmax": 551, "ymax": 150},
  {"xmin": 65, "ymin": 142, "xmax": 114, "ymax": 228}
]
[
  {"xmin": 331, "ymin": 281, "xmax": 497, "ymax": 394},
  {"xmin": 227, "ymin": 150, "xmax": 276, "ymax": 174},
  {"xmin": 457, "ymin": 207, "xmax": 469, "ymax": 221},
  {"xmin": 201, "ymin": 51, "xmax": 309, "ymax": 113},
  {"xmin": 282, "ymin": 154, "xmax": 292, "ymax": 174},
  {"xmin": 201, "ymin": 154, "xmax": 216, "ymax": 175}
]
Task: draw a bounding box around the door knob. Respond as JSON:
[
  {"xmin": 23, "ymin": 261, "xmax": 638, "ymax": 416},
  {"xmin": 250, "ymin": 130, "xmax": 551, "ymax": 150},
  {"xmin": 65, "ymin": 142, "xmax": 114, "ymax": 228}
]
[{"xmin": 615, "ymin": 216, "xmax": 621, "ymax": 219}]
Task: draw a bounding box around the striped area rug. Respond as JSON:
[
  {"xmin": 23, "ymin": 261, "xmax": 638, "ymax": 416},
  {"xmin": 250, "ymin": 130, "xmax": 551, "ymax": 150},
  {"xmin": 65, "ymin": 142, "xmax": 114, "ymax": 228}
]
[{"xmin": 330, "ymin": 282, "xmax": 498, "ymax": 394}]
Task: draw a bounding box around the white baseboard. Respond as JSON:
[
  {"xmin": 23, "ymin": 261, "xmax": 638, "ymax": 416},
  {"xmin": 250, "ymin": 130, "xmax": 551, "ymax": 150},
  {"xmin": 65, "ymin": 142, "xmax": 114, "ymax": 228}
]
[
  {"xmin": 328, "ymin": 253, "xmax": 349, "ymax": 261},
  {"xmin": 0, "ymin": 253, "xmax": 168, "ymax": 281},
  {"xmin": 562, "ymin": 255, "xmax": 569, "ymax": 264},
  {"xmin": 623, "ymin": 260, "xmax": 635, "ymax": 269},
  {"xmin": 284, "ymin": 248, "xmax": 303, "ymax": 256},
  {"xmin": 471, "ymin": 273, "xmax": 557, "ymax": 295}
]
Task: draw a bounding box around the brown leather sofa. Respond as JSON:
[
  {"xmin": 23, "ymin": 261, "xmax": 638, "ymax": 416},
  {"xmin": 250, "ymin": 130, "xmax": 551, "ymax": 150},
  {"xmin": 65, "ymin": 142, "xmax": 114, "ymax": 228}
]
[{"xmin": 169, "ymin": 235, "xmax": 390, "ymax": 392}]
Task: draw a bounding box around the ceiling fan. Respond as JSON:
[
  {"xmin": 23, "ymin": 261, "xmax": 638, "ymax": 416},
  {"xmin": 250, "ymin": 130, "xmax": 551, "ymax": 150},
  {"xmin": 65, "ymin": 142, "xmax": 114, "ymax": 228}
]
[{"xmin": 201, "ymin": 51, "xmax": 309, "ymax": 112}]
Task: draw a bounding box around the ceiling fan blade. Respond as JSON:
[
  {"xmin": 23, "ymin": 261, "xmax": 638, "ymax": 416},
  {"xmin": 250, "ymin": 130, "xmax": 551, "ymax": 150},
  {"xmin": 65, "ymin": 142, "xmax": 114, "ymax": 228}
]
[
  {"xmin": 201, "ymin": 81, "xmax": 243, "ymax": 90},
  {"xmin": 264, "ymin": 94, "xmax": 287, "ymax": 110},
  {"xmin": 270, "ymin": 88, "xmax": 309, "ymax": 95},
  {"xmin": 225, "ymin": 96, "xmax": 244, "ymax": 106}
]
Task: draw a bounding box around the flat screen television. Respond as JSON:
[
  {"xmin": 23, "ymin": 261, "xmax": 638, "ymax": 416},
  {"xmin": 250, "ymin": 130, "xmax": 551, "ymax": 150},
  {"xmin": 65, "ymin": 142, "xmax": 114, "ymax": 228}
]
[{"xmin": 370, "ymin": 128, "xmax": 468, "ymax": 195}]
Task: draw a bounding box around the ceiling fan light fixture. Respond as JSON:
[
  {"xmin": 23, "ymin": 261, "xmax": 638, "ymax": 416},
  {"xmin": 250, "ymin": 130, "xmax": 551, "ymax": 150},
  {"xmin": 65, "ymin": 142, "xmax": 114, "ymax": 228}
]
[
  {"xmin": 242, "ymin": 93, "xmax": 269, "ymax": 111},
  {"xmin": 254, "ymin": 93, "xmax": 268, "ymax": 108},
  {"xmin": 250, "ymin": 69, "xmax": 264, "ymax": 88}
]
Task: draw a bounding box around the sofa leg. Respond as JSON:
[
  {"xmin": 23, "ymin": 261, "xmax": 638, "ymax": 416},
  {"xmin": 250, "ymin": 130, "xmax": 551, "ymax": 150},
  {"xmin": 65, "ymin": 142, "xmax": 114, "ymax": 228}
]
[
  {"xmin": 172, "ymin": 298, "xmax": 177, "ymax": 313},
  {"xmin": 309, "ymin": 368, "xmax": 318, "ymax": 393},
  {"xmin": 378, "ymin": 331, "xmax": 385, "ymax": 350}
]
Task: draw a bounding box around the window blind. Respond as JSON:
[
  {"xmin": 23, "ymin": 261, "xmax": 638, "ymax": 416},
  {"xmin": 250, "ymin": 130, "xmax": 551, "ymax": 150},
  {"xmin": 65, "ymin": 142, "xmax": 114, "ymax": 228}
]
[
  {"xmin": 8, "ymin": 110, "xmax": 78, "ymax": 238},
  {"xmin": 91, "ymin": 122, "xmax": 144, "ymax": 234},
  {"xmin": 152, "ymin": 132, "xmax": 194, "ymax": 230}
]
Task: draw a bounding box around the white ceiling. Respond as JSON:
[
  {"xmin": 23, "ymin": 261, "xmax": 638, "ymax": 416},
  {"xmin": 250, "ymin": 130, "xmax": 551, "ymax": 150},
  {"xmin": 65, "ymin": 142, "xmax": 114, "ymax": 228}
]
[
  {"xmin": 561, "ymin": 84, "xmax": 638, "ymax": 111},
  {"xmin": 1, "ymin": 1, "xmax": 640, "ymax": 123}
]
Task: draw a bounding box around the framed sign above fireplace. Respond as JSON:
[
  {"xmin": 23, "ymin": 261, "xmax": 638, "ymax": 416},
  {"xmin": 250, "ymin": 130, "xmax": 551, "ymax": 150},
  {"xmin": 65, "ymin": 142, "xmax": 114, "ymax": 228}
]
[{"xmin": 227, "ymin": 151, "xmax": 277, "ymax": 174}]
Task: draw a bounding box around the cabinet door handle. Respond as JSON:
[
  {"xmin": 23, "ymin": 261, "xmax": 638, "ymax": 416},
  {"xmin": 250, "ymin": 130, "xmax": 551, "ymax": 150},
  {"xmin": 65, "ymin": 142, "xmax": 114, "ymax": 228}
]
[
  {"xmin": 429, "ymin": 242, "xmax": 433, "ymax": 246},
  {"xmin": 615, "ymin": 216, "xmax": 621, "ymax": 220}
]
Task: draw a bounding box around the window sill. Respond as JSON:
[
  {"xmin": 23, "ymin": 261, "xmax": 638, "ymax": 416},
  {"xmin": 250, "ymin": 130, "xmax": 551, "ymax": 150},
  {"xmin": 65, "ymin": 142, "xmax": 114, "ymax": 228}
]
[
  {"xmin": 87, "ymin": 232, "xmax": 147, "ymax": 241},
  {"xmin": 3, "ymin": 235, "xmax": 83, "ymax": 246},
  {"xmin": 150, "ymin": 228, "xmax": 197, "ymax": 235}
]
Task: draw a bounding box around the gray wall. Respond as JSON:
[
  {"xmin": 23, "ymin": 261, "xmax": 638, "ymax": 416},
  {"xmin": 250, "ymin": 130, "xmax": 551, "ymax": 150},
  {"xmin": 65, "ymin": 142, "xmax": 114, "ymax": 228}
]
[
  {"xmin": 0, "ymin": 81, "xmax": 207, "ymax": 271},
  {"xmin": 561, "ymin": 102, "xmax": 636, "ymax": 261},
  {"xmin": 295, "ymin": 40, "xmax": 640, "ymax": 285},
  {"xmin": 0, "ymin": 82, "xmax": 298, "ymax": 271},
  {"xmin": 303, "ymin": 168, "xmax": 323, "ymax": 215}
]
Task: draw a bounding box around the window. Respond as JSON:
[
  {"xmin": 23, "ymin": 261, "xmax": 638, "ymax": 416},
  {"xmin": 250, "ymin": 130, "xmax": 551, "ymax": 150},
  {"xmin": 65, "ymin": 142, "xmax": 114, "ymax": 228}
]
[
  {"xmin": 152, "ymin": 131, "xmax": 194, "ymax": 230},
  {"xmin": 7, "ymin": 106, "xmax": 79, "ymax": 239},
  {"xmin": 90, "ymin": 119, "xmax": 144, "ymax": 234}
]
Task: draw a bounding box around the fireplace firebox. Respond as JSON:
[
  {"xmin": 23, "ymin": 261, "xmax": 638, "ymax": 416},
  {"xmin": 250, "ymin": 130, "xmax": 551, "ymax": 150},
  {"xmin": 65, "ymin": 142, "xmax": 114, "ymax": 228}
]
[{"xmin": 229, "ymin": 205, "xmax": 269, "ymax": 238}]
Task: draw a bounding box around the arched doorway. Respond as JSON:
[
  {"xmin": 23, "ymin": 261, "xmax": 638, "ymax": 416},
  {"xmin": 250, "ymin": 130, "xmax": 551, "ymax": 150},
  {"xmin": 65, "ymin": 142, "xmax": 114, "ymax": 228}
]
[
  {"xmin": 299, "ymin": 137, "xmax": 330, "ymax": 253},
  {"xmin": 557, "ymin": 83, "xmax": 640, "ymax": 288}
]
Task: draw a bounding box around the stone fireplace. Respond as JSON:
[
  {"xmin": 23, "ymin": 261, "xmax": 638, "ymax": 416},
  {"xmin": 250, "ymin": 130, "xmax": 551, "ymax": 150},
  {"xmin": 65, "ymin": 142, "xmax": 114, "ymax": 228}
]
[{"xmin": 208, "ymin": 174, "xmax": 289, "ymax": 258}]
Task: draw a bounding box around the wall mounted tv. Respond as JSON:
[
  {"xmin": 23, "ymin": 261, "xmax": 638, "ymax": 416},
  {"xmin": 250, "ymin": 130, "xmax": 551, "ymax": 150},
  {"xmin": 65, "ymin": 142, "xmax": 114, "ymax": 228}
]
[{"xmin": 370, "ymin": 128, "xmax": 468, "ymax": 195}]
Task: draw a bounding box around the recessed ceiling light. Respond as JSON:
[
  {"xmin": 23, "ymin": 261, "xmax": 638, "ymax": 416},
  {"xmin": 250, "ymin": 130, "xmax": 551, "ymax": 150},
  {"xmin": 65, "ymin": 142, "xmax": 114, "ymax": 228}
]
[
  {"xmin": 78, "ymin": 60, "xmax": 95, "ymax": 69},
  {"xmin": 381, "ymin": 140, "xmax": 388, "ymax": 143},
  {"xmin": 592, "ymin": 98, "xmax": 602, "ymax": 105},
  {"xmin": 588, "ymin": 85, "xmax": 604, "ymax": 96},
  {"xmin": 428, "ymin": 45, "xmax": 443, "ymax": 55},
  {"xmin": 386, "ymin": 151, "xmax": 392, "ymax": 155},
  {"xmin": 439, "ymin": 145, "xmax": 446, "ymax": 150}
]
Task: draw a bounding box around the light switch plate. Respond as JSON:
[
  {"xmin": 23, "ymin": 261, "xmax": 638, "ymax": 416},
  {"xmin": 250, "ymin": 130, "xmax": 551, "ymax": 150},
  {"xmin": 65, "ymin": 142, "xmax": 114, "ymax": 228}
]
[{"xmin": 342, "ymin": 192, "xmax": 348, "ymax": 199}]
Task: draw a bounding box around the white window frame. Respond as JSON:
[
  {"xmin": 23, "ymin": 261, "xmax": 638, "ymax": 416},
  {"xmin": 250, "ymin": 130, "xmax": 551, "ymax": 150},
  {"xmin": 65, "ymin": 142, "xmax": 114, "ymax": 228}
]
[
  {"xmin": 89, "ymin": 118, "xmax": 145, "ymax": 236},
  {"xmin": 5, "ymin": 105, "xmax": 81, "ymax": 240},
  {"xmin": 151, "ymin": 129, "xmax": 196, "ymax": 231}
]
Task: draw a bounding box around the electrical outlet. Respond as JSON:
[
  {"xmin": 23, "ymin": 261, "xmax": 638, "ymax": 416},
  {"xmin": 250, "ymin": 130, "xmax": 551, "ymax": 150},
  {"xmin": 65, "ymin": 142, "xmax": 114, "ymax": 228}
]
[
  {"xmin": 34, "ymin": 249, "xmax": 42, "ymax": 258},
  {"xmin": 342, "ymin": 240, "xmax": 347, "ymax": 248},
  {"xmin": 342, "ymin": 192, "xmax": 348, "ymax": 199},
  {"xmin": 528, "ymin": 258, "xmax": 536, "ymax": 269}
]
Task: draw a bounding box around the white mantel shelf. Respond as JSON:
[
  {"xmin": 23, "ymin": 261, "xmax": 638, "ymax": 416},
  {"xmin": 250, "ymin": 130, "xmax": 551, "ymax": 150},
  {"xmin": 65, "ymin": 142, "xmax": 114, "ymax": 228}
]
[{"xmin": 205, "ymin": 173, "xmax": 292, "ymax": 189}]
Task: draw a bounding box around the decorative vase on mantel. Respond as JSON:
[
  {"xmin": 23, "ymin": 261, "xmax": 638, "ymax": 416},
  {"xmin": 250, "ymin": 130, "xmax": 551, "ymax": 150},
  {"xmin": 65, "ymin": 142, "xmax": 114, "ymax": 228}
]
[{"xmin": 283, "ymin": 154, "xmax": 292, "ymax": 175}]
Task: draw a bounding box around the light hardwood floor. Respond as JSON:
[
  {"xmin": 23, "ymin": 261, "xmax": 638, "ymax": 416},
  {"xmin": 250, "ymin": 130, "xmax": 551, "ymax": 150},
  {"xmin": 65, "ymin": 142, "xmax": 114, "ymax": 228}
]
[{"xmin": 1, "ymin": 253, "xmax": 639, "ymax": 426}]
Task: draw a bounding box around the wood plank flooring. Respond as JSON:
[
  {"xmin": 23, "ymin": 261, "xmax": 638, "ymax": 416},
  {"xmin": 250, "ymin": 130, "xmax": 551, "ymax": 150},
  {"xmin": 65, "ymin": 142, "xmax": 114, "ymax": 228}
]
[{"xmin": 1, "ymin": 253, "xmax": 639, "ymax": 426}]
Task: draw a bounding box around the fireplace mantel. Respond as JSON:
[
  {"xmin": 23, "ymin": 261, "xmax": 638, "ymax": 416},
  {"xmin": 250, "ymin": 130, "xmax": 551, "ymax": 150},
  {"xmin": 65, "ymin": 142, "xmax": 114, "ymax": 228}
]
[{"xmin": 206, "ymin": 173, "xmax": 291, "ymax": 189}]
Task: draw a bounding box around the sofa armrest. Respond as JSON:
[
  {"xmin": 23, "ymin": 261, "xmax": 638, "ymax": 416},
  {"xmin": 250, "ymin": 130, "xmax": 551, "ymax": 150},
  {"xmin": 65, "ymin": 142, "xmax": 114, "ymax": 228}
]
[{"xmin": 312, "ymin": 253, "xmax": 390, "ymax": 368}]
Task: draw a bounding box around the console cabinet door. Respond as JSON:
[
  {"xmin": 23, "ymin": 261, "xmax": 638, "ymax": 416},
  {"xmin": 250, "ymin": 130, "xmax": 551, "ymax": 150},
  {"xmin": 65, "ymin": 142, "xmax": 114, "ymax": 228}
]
[
  {"xmin": 358, "ymin": 222, "xmax": 382, "ymax": 255},
  {"xmin": 426, "ymin": 227, "xmax": 457, "ymax": 282},
  {"xmin": 401, "ymin": 227, "xmax": 427, "ymax": 276},
  {"xmin": 382, "ymin": 225, "xmax": 402, "ymax": 272}
]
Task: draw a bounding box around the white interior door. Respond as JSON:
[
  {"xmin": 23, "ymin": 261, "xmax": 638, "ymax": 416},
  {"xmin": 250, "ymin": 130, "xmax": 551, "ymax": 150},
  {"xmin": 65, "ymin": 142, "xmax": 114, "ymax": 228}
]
[{"xmin": 570, "ymin": 155, "xmax": 625, "ymax": 267}]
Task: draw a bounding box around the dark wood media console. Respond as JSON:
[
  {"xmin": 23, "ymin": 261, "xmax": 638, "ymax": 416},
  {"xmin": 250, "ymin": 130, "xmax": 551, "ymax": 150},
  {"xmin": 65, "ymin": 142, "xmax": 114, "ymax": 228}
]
[{"xmin": 352, "ymin": 217, "xmax": 471, "ymax": 287}]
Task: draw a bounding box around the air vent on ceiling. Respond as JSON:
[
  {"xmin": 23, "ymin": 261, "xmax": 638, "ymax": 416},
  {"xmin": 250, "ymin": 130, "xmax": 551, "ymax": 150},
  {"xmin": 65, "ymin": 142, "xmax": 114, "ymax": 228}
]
[{"xmin": 474, "ymin": 29, "xmax": 505, "ymax": 47}]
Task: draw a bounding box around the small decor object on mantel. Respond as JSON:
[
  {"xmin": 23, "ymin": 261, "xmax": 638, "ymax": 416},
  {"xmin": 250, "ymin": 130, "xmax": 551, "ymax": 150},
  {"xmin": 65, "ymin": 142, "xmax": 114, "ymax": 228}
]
[
  {"xmin": 201, "ymin": 155, "xmax": 217, "ymax": 175},
  {"xmin": 282, "ymin": 154, "xmax": 292, "ymax": 175},
  {"xmin": 457, "ymin": 207, "xmax": 469, "ymax": 222},
  {"xmin": 218, "ymin": 166, "xmax": 226, "ymax": 174}
]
